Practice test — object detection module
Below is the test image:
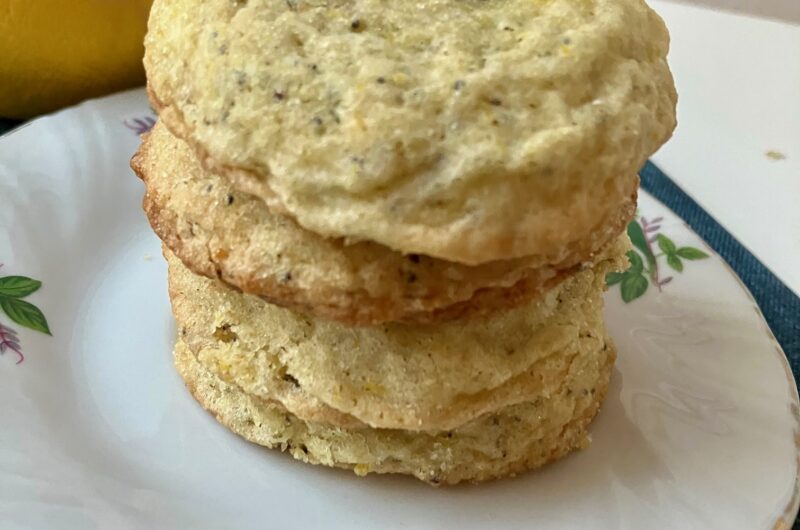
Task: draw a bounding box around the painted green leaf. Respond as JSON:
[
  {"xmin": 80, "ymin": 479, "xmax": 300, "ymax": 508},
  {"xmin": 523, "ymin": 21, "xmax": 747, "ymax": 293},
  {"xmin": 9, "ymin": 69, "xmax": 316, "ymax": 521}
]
[
  {"xmin": 676, "ymin": 247, "xmax": 710, "ymax": 260},
  {"xmin": 626, "ymin": 250, "xmax": 644, "ymax": 274},
  {"xmin": 620, "ymin": 273, "xmax": 648, "ymax": 303},
  {"xmin": 656, "ymin": 234, "xmax": 677, "ymax": 254},
  {"xmin": 0, "ymin": 297, "xmax": 51, "ymax": 335},
  {"xmin": 667, "ymin": 254, "xmax": 684, "ymax": 272},
  {"xmin": 627, "ymin": 220, "xmax": 654, "ymax": 263},
  {"xmin": 0, "ymin": 276, "xmax": 42, "ymax": 298},
  {"xmin": 606, "ymin": 272, "xmax": 625, "ymax": 286}
]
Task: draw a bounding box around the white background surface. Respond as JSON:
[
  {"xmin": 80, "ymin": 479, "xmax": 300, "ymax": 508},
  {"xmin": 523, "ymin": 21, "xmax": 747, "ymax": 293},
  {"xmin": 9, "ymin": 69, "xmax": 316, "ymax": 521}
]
[
  {"xmin": 650, "ymin": 1, "xmax": 800, "ymax": 296},
  {"xmin": 667, "ymin": 0, "xmax": 800, "ymax": 23}
]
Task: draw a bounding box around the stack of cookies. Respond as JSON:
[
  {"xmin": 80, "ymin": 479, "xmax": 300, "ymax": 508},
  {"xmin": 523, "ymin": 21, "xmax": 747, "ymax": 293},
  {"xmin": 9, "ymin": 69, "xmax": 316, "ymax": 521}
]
[{"xmin": 133, "ymin": 0, "xmax": 676, "ymax": 484}]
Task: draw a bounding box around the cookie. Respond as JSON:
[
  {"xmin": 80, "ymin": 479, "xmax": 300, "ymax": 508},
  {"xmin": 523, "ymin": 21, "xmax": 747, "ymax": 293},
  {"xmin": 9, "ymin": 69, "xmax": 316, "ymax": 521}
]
[
  {"xmin": 145, "ymin": 0, "xmax": 675, "ymax": 264},
  {"xmin": 173, "ymin": 333, "xmax": 615, "ymax": 485},
  {"xmin": 135, "ymin": 121, "xmax": 635, "ymax": 325},
  {"xmin": 166, "ymin": 235, "xmax": 628, "ymax": 431}
]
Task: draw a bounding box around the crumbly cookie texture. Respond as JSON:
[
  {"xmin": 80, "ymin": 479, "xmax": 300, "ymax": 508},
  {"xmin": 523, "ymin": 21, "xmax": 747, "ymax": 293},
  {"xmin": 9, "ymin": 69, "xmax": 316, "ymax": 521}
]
[
  {"xmin": 145, "ymin": 0, "xmax": 675, "ymax": 264},
  {"xmin": 174, "ymin": 334, "xmax": 615, "ymax": 485},
  {"xmin": 166, "ymin": 236, "xmax": 628, "ymax": 431},
  {"xmin": 136, "ymin": 121, "xmax": 635, "ymax": 325}
]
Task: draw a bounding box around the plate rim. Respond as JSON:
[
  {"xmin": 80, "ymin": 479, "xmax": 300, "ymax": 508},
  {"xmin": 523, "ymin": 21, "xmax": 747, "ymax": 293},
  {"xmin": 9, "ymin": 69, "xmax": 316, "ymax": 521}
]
[
  {"xmin": 0, "ymin": 88, "xmax": 798, "ymax": 528},
  {"xmin": 643, "ymin": 192, "xmax": 800, "ymax": 529}
]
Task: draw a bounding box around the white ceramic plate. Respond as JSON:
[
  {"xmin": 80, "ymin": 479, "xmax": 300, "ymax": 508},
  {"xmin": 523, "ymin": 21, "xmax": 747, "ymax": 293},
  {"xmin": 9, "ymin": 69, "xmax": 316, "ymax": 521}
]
[{"xmin": 1, "ymin": 89, "xmax": 798, "ymax": 530}]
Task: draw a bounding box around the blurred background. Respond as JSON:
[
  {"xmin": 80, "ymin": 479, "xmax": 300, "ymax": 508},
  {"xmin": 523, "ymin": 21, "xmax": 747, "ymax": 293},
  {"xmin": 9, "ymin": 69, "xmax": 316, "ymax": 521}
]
[
  {"xmin": 676, "ymin": 0, "xmax": 800, "ymax": 21},
  {"xmin": 0, "ymin": 0, "xmax": 152, "ymax": 127},
  {"xmin": 0, "ymin": 0, "xmax": 797, "ymax": 130}
]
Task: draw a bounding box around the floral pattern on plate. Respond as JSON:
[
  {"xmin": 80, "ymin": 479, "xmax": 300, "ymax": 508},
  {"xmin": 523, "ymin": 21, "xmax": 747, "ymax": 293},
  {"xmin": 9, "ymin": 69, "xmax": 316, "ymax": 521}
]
[
  {"xmin": 0, "ymin": 267, "xmax": 49, "ymax": 364},
  {"xmin": 0, "ymin": 89, "xmax": 796, "ymax": 530},
  {"xmin": 607, "ymin": 216, "xmax": 710, "ymax": 303}
]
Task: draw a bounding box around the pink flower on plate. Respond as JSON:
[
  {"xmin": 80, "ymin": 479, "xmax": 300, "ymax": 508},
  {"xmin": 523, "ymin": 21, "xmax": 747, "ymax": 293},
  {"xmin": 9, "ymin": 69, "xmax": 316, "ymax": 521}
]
[{"xmin": 124, "ymin": 116, "xmax": 156, "ymax": 135}]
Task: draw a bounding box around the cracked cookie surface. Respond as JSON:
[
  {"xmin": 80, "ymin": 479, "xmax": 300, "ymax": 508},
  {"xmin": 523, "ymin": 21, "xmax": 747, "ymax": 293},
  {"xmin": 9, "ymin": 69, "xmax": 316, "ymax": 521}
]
[
  {"xmin": 166, "ymin": 238, "xmax": 627, "ymax": 431},
  {"xmin": 173, "ymin": 334, "xmax": 615, "ymax": 484},
  {"xmin": 135, "ymin": 121, "xmax": 635, "ymax": 325},
  {"xmin": 145, "ymin": 0, "xmax": 675, "ymax": 264}
]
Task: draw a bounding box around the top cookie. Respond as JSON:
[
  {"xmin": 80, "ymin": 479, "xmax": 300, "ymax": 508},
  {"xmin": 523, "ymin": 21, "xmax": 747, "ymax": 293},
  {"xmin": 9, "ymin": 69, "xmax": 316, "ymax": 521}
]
[{"xmin": 145, "ymin": 0, "xmax": 676, "ymax": 264}]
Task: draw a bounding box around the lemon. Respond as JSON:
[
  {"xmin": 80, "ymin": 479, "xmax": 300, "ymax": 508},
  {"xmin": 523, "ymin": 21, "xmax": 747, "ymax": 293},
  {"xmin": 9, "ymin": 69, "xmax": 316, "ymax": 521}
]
[{"xmin": 0, "ymin": 0, "xmax": 152, "ymax": 119}]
